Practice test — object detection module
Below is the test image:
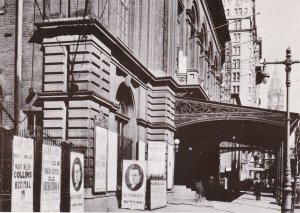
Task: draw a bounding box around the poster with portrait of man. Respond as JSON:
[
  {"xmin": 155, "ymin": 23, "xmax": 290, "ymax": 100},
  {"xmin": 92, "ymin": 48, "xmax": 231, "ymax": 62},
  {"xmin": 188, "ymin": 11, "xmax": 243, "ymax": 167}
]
[
  {"xmin": 70, "ymin": 152, "xmax": 84, "ymax": 212},
  {"xmin": 121, "ymin": 160, "xmax": 146, "ymax": 210}
]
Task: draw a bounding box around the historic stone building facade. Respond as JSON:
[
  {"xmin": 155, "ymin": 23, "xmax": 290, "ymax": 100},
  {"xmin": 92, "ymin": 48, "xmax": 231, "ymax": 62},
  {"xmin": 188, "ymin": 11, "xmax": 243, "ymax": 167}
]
[{"xmin": 0, "ymin": 0, "xmax": 230, "ymax": 211}]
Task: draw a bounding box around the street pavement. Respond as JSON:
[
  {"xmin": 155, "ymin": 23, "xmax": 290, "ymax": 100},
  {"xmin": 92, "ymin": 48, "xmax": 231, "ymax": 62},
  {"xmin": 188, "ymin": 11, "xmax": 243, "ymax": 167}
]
[{"xmin": 117, "ymin": 192, "xmax": 300, "ymax": 212}]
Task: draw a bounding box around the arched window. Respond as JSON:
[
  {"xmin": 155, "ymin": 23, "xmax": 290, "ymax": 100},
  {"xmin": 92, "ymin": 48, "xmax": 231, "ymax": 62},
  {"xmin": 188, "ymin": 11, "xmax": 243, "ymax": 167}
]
[
  {"xmin": 214, "ymin": 56, "xmax": 218, "ymax": 72},
  {"xmin": 115, "ymin": 83, "xmax": 135, "ymax": 199},
  {"xmin": 208, "ymin": 43, "xmax": 214, "ymax": 64},
  {"xmin": 200, "ymin": 24, "xmax": 208, "ymax": 87},
  {"xmin": 189, "ymin": 3, "xmax": 199, "ymax": 68}
]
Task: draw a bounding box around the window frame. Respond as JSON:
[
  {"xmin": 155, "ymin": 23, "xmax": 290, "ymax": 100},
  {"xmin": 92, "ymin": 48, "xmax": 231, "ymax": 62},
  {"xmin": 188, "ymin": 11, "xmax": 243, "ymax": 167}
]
[{"xmin": 117, "ymin": 0, "xmax": 129, "ymax": 44}]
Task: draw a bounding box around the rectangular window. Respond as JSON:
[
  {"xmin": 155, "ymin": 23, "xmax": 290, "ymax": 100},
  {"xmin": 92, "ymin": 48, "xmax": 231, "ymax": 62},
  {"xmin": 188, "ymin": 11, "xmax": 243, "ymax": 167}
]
[
  {"xmin": 234, "ymin": 33, "xmax": 241, "ymax": 42},
  {"xmin": 232, "ymin": 72, "xmax": 240, "ymax": 82},
  {"xmin": 239, "ymin": 8, "xmax": 242, "ymax": 15},
  {"xmin": 232, "ymin": 59, "xmax": 240, "ymax": 69},
  {"xmin": 117, "ymin": 0, "xmax": 129, "ymax": 44},
  {"xmin": 238, "ymin": 20, "xmax": 242, "ymax": 29},
  {"xmin": 235, "ymin": 8, "xmax": 238, "ymax": 16},
  {"xmin": 233, "ymin": 86, "xmax": 240, "ymax": 94},
  {"xmin": 244, "ymin": 8, "xmax": 248, "ymax": 14},
  {"xmin": 236, "ymin": 59, "xmax": 240, "ymax": 68},
  {"xmin": 236, "ymin": 46, "xmax": 240, "ymax": 55},
  {"xmin": 235, "ymin": 20, "xmax": 242, "ymax": 30},
  {"xmin": 233, "ymin": 59, "xmax": 236, "ymax": 69},
  {"xmin": 227, "ymin": 9, "xmax": 230, "ymax": 17}
]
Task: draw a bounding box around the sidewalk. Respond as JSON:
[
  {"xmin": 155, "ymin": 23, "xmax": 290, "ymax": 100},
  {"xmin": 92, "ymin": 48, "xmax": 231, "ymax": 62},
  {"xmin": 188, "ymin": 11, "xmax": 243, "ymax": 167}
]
[
  {"xmin": 210, "ymin": 192, "xmax": 281, "ymax": 213},
  {"xmin": 117, "ymin": 192, "xmax": 292, "ymax": 212}
]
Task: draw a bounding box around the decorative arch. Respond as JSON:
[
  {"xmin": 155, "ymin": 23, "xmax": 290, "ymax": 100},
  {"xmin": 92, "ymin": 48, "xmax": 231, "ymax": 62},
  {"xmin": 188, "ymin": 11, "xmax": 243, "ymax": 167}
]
[
  {"xmin": 116, "ymin": 82, "xmax": 135, "ymax": 118},
  {"xmin": 115, "ymin": 82, "xmax": 136, "ymax": 196},
  {"xmin": 175, "ymin": 97, "xmax": 299, "ymax": 129}
]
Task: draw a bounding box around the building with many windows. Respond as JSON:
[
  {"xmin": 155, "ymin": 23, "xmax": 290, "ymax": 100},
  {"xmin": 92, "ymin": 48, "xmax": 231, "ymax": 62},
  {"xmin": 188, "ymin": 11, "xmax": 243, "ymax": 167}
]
[
  {"xmin": 223, "ymin": 0, "xmax": 261, "ymax": 107},
  {"xmin": 0, "ymin": 0, "xmax": 230, "ymax": 211}
]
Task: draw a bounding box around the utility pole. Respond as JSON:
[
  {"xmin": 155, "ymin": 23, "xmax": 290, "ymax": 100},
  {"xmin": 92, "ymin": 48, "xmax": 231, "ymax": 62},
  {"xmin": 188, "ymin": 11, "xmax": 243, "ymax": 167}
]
[{"xmin": 14, "ymin": 0, "xmax": 23, "ymax": 135}]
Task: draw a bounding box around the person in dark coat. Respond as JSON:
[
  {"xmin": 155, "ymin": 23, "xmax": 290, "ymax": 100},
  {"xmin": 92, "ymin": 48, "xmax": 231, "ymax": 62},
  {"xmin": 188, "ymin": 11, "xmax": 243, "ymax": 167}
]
[{"xmin": 254, "ymin": 180, "xmax": 262, "ymax": 200}]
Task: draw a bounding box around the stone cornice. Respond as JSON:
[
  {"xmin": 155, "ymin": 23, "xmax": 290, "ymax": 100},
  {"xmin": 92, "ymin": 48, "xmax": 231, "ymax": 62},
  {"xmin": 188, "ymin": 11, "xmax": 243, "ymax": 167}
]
[
  {"xmin": 32, "ymin": 18, "xmax": 208, "ymax": 100},
  {"xmin": 136, "ymin": 118, "xmax": 176, "ymax": 132},
  {"xmin": 37, "ymin": 91, "xmax": 120, "ymax": 112}
]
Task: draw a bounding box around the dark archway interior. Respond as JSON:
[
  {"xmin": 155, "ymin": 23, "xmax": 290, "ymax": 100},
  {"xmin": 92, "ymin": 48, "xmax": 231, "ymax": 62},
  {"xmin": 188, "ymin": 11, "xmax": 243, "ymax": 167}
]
[{"xmin": 174, "ymin": 120, "xmax": 285, "ymax": 187}]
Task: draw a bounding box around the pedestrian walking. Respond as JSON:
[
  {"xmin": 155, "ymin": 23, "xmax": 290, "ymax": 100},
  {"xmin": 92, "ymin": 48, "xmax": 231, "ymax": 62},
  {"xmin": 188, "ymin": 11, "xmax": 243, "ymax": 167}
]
[{"xmin": 254, "ymin": 180, "xmax": 262, "ymax": 200}]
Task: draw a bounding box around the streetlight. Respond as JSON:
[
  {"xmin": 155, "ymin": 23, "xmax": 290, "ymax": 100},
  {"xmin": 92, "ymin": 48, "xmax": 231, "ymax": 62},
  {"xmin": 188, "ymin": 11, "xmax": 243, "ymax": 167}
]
[
  {"xmin": 175, "ymin": 139, "xmax": 180, "ymax": 152},
  {"xmin": 262, "ymin": 47, "xmax": 300, "ymax": 213},
  {"xmin": 256, "ymin": 59, "xmax": 270, "ymax": 84},
  {"xmin": 256, "ymin": 59, "xmax": 270, "ymax": 107}
]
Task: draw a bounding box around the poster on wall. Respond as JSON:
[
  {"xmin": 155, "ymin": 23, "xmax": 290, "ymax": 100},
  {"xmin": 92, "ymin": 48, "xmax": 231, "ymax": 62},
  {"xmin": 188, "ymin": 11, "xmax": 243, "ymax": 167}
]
[
  {"xmin": 121, "ymin": 160, "xmax": 146, "ymax": 210},
  {"xmin": 150, "ymin": 179, "xmax": 167, "ymax": 210},
  {"xmin": 107, "ymin": 131, "xmax": 118, "ymax": 191},
  {"xmin": 147, "ymin": 142, "xmax": 166, "ymax": 178},
  {"xmin": 137, "ymin": 140, "xmax": 145, "ymax": 160},
  {"xmin": 167, "ymin": 144, "xmax": 175, "ymax": 189},
  {"xmin": 70, "ymin": 152, "xmax": 84, "ymax": 212},
  {"xmin": 40, "ymin": 144, "xmax": 62, "ymax": 212},
  {"xmin": 94, "ymin": 126, "xmax": 108, "ymax": 192},
  {"xmin": 11, "ymin": 136, "xmax": 34, "ymax": 212}
]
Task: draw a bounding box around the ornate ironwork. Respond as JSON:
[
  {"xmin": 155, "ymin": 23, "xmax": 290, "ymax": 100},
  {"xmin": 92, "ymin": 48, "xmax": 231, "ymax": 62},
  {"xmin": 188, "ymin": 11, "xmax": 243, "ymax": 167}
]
[
  {"xmin": 175, "ymin": 97, "xmax": 299, "ymax": 128},
  {"xmin": 218, "ymin": 141, "xmax": 274, "ymax": 154}
]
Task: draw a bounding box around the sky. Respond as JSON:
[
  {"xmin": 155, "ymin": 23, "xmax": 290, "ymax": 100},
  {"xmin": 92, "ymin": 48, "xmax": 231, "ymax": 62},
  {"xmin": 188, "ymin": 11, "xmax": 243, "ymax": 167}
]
[{"xmin": 256, "ymin": 0, "xmax": 300, "ymax": 113}]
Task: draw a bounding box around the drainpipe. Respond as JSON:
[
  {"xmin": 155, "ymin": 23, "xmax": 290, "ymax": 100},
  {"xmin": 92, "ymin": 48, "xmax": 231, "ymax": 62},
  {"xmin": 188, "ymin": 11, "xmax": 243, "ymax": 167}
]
[{"xmin": 14, "ymin": 0, "xmax": 23, "ymax": 135}]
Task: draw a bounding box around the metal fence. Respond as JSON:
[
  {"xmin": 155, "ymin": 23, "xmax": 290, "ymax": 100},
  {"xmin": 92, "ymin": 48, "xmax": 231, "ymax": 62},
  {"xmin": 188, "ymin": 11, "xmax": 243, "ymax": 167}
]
[
  {"xmin": 0, "ymin": 127, "xmax": 13, "ymax": 211},
  {"xmin": 0, "ymin": 125, "xmax": 62, "ymax": 211}
]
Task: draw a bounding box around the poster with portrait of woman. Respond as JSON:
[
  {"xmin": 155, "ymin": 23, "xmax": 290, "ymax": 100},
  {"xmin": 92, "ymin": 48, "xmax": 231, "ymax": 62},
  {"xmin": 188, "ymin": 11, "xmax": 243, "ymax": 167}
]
[{"xmin": 70, "ymin": 152, "xmax": 84, "ymax": 212}]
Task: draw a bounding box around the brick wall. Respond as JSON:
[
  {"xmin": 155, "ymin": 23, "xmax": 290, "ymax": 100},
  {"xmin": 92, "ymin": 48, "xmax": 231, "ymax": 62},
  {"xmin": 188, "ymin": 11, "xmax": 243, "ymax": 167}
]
[{"xmin": 0, "ymin": 0, "xmax": 43, "ymax": 128}]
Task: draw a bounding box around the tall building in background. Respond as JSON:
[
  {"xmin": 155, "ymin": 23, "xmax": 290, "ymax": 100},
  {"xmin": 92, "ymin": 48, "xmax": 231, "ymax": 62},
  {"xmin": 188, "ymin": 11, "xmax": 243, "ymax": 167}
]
[
  {"xmin": 220, "ymin": 41, "xmax": 233, "ymax": 103},
  {"xmin": 267, "ymin": 65, "xmax": 284, "ymax": 110},
  {"xmin": 223, "ymin": 0, "xmax": 261, "ymax": 107},
  {"xmin": 0, "ymin": 0, "xmax": 230, "ymax": 211}
]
